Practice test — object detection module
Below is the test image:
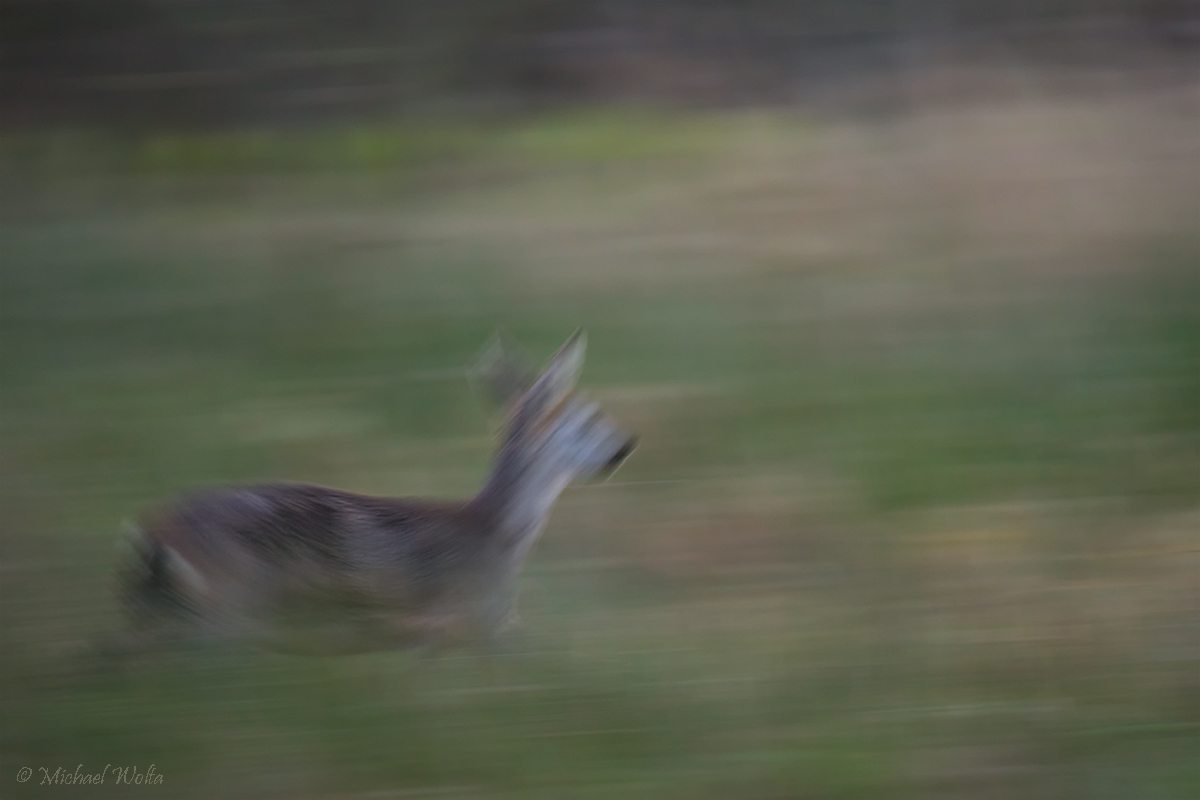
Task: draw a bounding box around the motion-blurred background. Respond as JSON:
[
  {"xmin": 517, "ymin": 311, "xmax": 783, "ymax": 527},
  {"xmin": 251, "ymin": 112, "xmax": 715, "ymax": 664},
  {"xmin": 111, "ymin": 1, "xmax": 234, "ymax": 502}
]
[{"xmin": 2, "ymin": 2, "xmax": 1198, "ymax": 798}]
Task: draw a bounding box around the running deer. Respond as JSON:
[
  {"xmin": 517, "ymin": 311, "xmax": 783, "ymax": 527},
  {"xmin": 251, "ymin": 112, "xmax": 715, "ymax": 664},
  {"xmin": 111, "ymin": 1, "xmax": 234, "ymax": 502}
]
[{"xmin": 119, "ymin": 331, "xmax": 636, "ymax": 653}]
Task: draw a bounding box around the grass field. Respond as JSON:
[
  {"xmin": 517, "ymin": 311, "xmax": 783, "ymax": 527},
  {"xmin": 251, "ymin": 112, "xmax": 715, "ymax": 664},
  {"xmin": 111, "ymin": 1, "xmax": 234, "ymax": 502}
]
[{"xmin": 2, "ymin": 91, "xmax": 1198, "ymax": 799}]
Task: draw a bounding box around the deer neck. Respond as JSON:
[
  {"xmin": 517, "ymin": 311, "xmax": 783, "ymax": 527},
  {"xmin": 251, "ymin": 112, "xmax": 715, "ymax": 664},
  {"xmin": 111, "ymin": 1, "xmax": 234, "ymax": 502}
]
[{"xmin": 472, "ymin": 433, "xmax": 574, "ymax": 551}]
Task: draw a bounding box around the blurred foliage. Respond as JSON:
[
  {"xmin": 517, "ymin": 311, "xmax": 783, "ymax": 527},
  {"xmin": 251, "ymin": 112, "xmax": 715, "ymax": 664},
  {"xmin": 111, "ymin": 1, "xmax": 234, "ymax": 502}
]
[
  {"xmin": 2, "ymin": 82, "xmax": 1198, "ymax": 798},
  {"xmin": 2, "ymin": 0, "xmax": 1198, "ymax": 126}
]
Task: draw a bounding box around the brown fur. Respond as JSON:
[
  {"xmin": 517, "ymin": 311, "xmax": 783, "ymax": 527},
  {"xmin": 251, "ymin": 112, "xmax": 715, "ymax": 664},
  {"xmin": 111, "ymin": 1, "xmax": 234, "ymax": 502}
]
[{"xmin": 120, "ymin": 331, "xmax": 635, "ymax": 653}]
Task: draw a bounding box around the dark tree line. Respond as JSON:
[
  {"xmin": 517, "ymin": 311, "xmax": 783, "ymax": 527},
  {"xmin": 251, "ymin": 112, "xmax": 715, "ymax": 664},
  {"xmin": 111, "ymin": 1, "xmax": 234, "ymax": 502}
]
[{"xmin": 2, "ymin": 0, "xmax": 1196, "ymax": 128}]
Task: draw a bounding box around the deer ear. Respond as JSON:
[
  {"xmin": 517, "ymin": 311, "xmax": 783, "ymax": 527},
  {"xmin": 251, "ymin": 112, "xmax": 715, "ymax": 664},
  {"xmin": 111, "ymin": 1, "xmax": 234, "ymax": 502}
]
[
  {"xmin": 540, "ymin": 329, "xmax": 586, "ymax": 397},
  {"xmin": 470, "ymin": 330, "xmax": 538, "ymax": 408},
  {"xmin": 515, "ymin": 330, "xmax": 587, "ymax": 421}
]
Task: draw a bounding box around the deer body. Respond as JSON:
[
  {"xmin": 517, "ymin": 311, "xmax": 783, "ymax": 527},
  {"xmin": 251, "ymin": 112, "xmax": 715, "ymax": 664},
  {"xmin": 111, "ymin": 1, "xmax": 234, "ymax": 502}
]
[{"xmin": 120, "ymin": 332, "xmax": 635, "ymax": 652}]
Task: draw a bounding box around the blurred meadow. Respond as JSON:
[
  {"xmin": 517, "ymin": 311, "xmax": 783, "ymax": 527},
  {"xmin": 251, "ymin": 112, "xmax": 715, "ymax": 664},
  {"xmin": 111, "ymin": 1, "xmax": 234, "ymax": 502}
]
[{"xmin": 2, "ymin": 3, "xmax": 1199, "ymax": 798}]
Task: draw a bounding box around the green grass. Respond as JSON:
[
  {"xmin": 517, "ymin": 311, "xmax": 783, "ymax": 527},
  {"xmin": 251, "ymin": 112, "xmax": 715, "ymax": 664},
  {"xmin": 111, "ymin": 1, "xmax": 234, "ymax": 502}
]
[
  {"xmin": 1, "ymin": 109, "xmax": 733, "ymax": 180},
  {"xmin": 2, "ymin": 97, "xmax": 1198, "ymax": 799}
]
